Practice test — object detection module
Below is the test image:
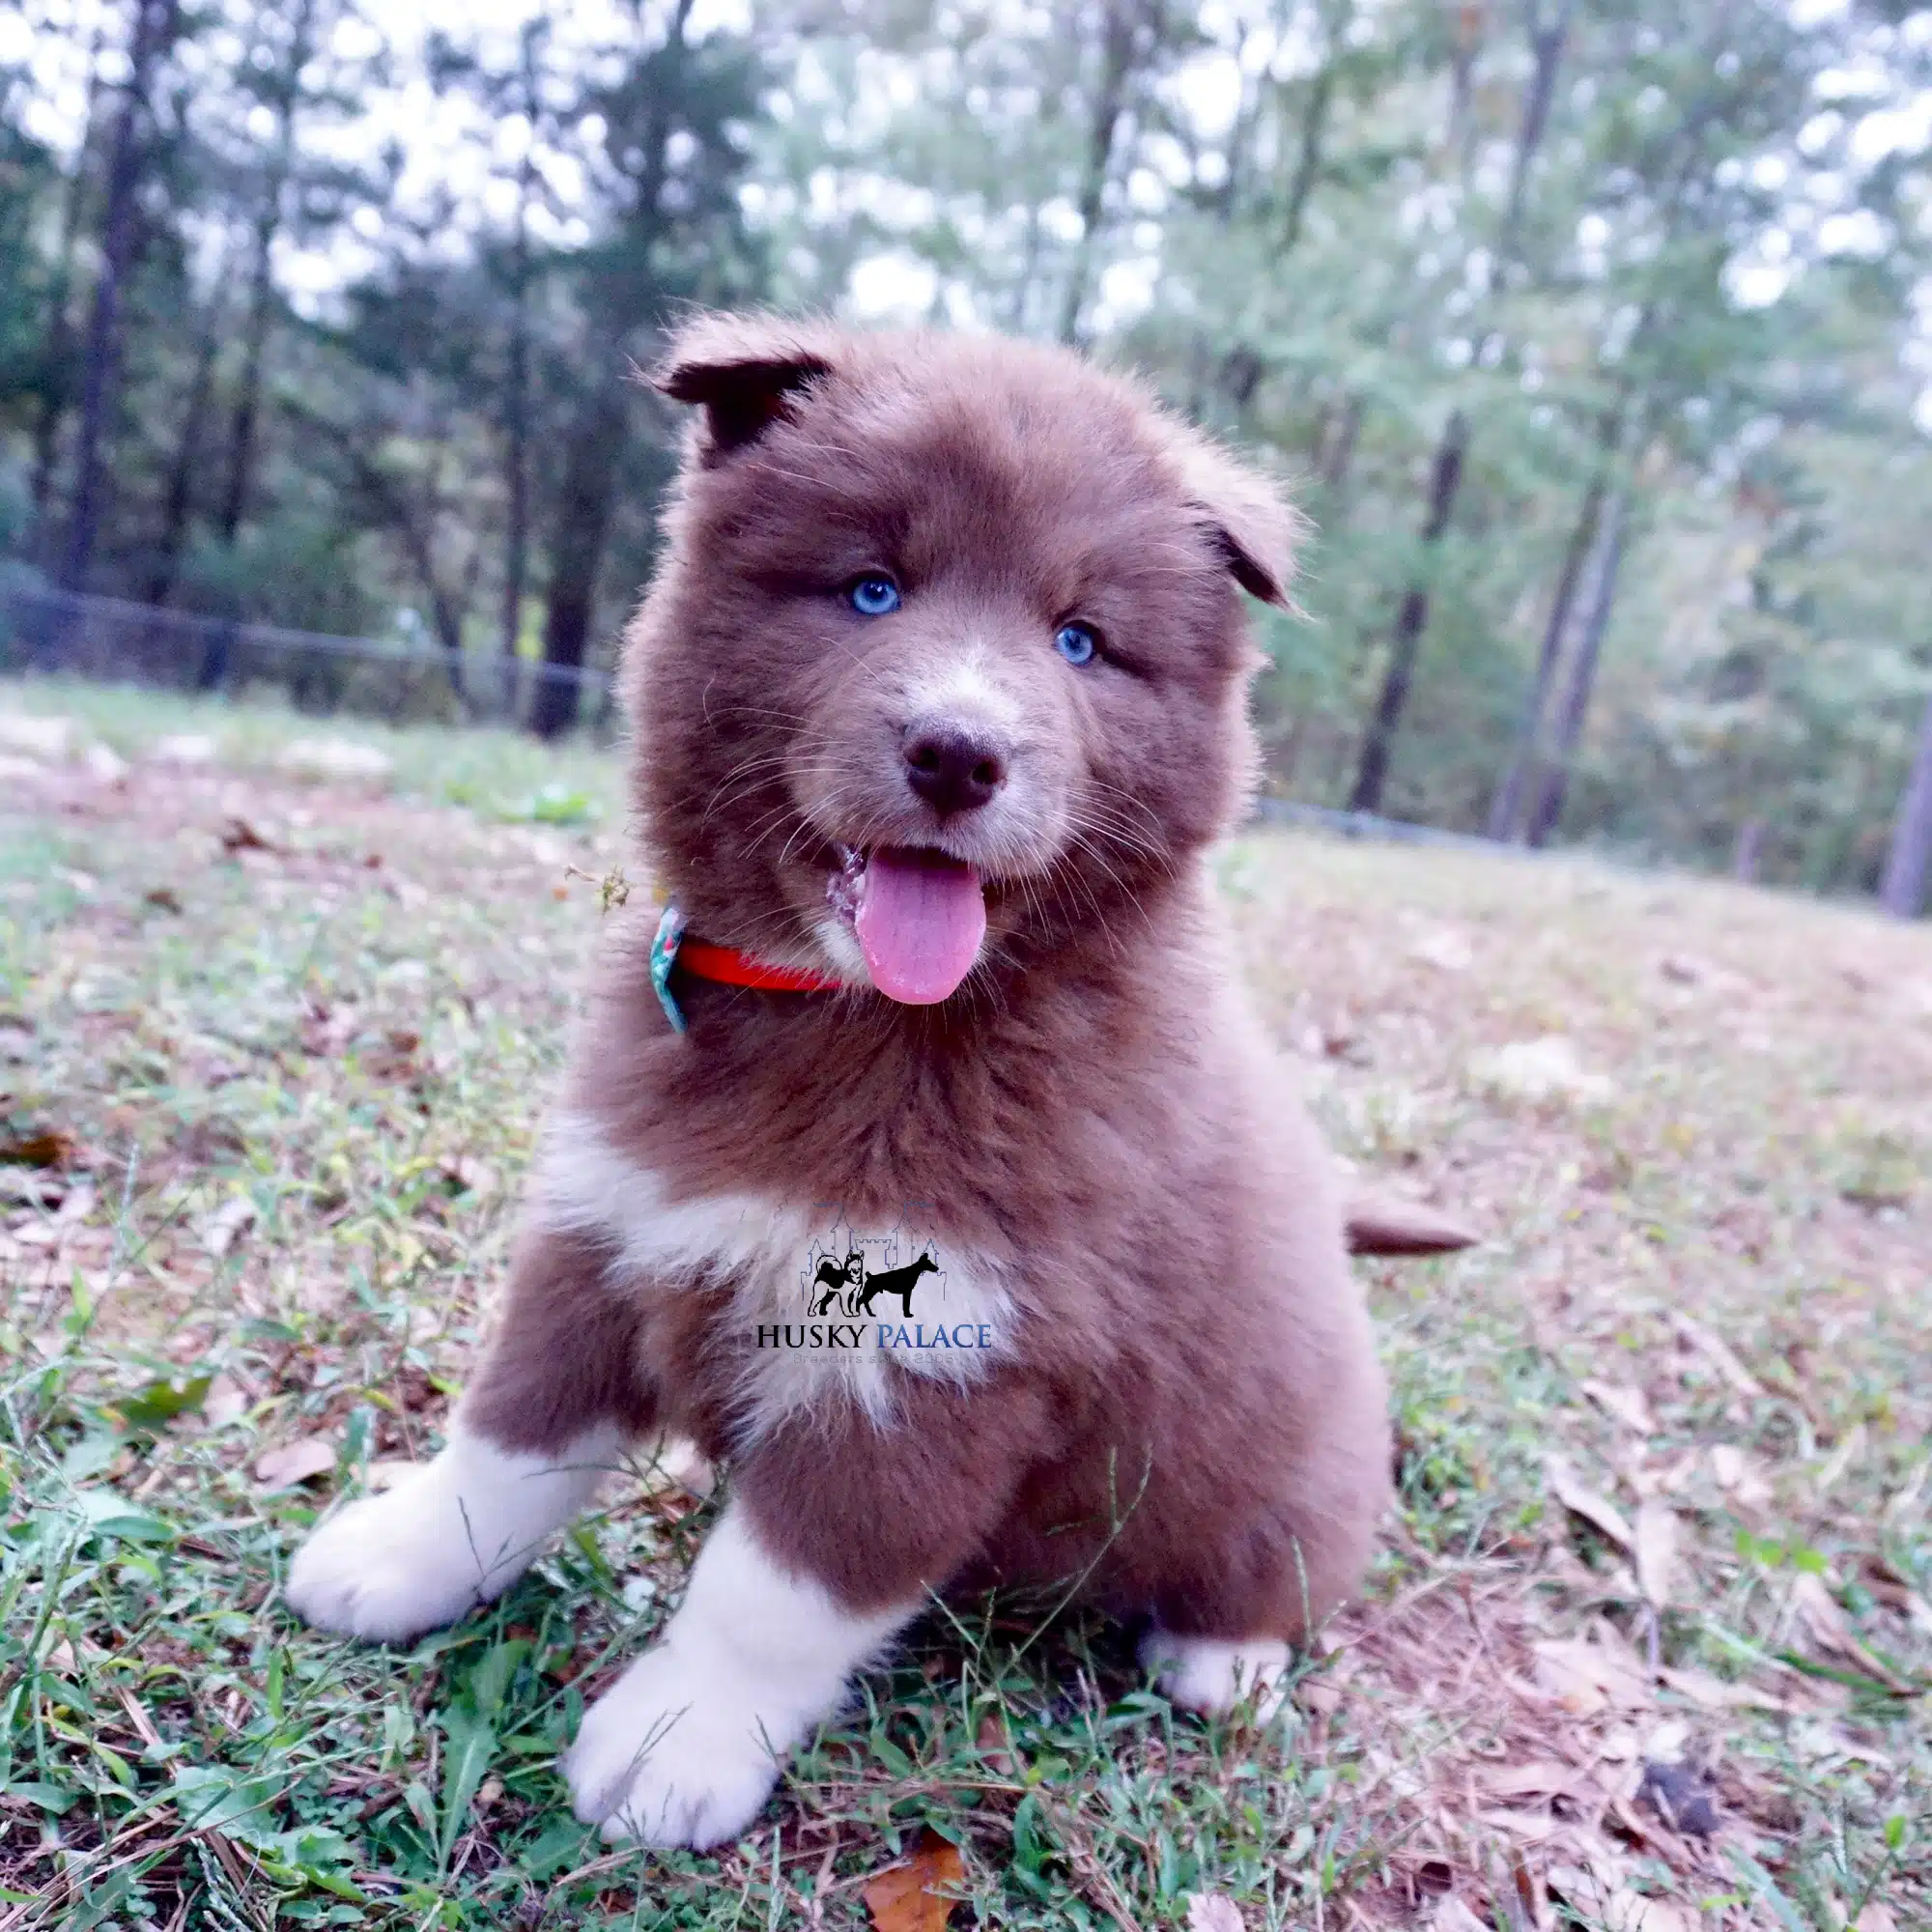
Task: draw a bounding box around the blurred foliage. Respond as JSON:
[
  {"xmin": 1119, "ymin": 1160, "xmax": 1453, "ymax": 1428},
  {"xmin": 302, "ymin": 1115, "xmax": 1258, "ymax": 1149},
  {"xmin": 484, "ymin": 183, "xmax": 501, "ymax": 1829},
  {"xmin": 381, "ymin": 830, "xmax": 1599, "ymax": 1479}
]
[{"xmin": 1, "ymin": 0, "xmax": 1930, "ymax": 895}]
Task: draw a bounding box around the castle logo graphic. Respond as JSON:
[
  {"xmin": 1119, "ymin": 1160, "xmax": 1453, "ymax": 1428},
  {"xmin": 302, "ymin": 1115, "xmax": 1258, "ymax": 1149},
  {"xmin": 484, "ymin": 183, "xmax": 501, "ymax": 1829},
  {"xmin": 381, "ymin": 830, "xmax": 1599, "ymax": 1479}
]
[{"xmin": 754, "ymin": 1208, "xmax": 995, "ymax": 1353}]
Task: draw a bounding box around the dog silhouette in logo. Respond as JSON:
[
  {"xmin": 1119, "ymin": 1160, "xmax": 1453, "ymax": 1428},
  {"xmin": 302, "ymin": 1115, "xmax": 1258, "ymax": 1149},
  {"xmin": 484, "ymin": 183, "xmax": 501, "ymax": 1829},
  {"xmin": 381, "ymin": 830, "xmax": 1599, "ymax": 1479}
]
[
  {"xmin": 809, "ymin": 1250, "xmax": 864, "ymax": 1316},
  {"xmin": 853, "ymin": 1250, "xmax": 938, "ymax": 1319}
]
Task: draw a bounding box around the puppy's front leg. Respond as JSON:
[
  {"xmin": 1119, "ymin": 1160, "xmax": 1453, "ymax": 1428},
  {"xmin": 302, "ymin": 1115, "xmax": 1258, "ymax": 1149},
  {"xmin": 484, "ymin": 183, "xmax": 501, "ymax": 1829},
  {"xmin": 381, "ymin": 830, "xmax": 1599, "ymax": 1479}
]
[
  {"xmin": 563, "ymin": 1505, "xmax": 914, "ymax": 1849},
  {"xmin": 565, "ymin": 1377, "xmax": 1046, "ymax": 1850},
  {"xmin": 286, "ymin": 1226, "xmax": 649, "ymax": 1643}
]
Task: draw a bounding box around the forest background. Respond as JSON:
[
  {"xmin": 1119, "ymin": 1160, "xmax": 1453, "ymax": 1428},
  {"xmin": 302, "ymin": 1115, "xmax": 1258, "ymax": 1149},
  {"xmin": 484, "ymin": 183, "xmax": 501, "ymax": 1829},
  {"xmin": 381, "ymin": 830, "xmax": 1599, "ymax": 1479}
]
[{"xmin": 4, "ymin": 0, "xmax": 1932, "ymax": 913}]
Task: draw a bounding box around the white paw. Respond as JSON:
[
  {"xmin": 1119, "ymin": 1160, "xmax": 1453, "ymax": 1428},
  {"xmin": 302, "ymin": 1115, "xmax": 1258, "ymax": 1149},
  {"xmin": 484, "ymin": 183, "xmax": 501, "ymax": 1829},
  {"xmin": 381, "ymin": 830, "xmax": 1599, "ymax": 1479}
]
[
  {"xmin": 562, "ymin": 1645, "xmax": 783, "ymax": 1849},
  {"xmin": 286, "ymin": 1427, "xmax": 615, "ymax": 1644},
  {"xmin": 286, "ymin": 1473, "xmax": 518, "ymax": 1642},
  {"xmin": 1142, "ymin": 1630, "xmax": 1291, "ymax": 1719}
]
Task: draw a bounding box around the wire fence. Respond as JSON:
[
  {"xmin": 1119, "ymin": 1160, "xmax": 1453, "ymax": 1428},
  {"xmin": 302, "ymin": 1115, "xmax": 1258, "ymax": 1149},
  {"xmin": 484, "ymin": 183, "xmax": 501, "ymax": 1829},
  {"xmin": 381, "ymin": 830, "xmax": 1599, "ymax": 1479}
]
[
  {"xmin": 0, "ymin": 568, "xmax": 1673, "ymax": 874},
  {"xmin": 0, "ymin": 571, "xmax": 620, "ymax": 740}
]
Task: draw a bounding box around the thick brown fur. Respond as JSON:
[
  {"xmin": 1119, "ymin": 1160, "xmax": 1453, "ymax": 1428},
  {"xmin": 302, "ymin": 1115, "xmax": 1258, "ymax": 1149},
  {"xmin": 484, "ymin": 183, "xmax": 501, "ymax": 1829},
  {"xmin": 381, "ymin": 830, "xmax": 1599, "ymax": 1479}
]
[{"xmin": 462, "ymin": 313, "xmax": 1391, "ymax": 1644}]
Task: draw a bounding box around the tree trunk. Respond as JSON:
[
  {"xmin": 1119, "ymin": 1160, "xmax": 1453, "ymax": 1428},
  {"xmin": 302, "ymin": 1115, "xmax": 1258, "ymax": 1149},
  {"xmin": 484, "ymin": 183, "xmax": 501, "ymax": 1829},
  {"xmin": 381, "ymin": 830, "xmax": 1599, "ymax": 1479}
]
[
  {"xmin": 1447, "ymin": 1, "xmax": 1483, "ymax": 169},
  {"xmin": 1527, "ymin": 488, "xmax": 1626, "ymax": 847},
  {"xmin": 1496, "ymin": 0, "xmax": 1575, "ymax": 269},
  {"xmin": 1488, "ymin": 471, "xmax": 1604, "ymax": 839},
  {"xmin": 217, "ymin": 0, "xmax": 316, "ymax": 545},
  {"xmin": 499, "ymin": 153, "xmax": 534, "ymax": 714},
  {"xmin": 529, "ymin": 383, "xmax": 628, "ymax": 741},
  {"xmin": 1057, "ymin": 0, "xmax": 1142, "ymax": 347},
  {"xmin": 1733, "ymin": 818, "xmax": 1765, "ymax": 885},
  {"xmin": 1210, "ymin": 6, "xmax": 1345, "ymax": 416},
  {"xmin": 29, "ymin": 19, "xmax": 107, "ymax": 528},
  {"xmin": 1350, "ymin": 409, "xmax": 1467, "ymax": 813},
  {"xmin": 217, "ymin": 218, "xmax": 276, "ymax": 543},
  {"xmin": 60, "ymin": 0, "xmax": 177, "ymax": 592},
  {"xmin": 1879, "ymin": 683, "xmax": 1932, "ymax": 919},
  {"xmin": 1281, "ymin": 53, "xmax": 1338, "ymax": 254},
  {"xmin": 147, "ymin": 300, "xmax": 222, "ymax": 603},
  {"xmin": 528, "ymin": 0, "xmax": 693, "ymax": 737},
  {"xmin": 1317, "ymin": 392, "xmax": 1362, "ymax": 493}
]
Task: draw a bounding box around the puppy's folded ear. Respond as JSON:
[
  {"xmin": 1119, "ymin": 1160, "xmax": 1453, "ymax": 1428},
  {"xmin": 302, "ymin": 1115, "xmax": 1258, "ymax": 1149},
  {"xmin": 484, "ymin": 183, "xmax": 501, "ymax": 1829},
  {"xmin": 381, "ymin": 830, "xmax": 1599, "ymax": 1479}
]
[
  {"xmin": 649, "ymin": 311, "xmax": 838, "ymax": 459},
  {"xmin": 1165, "ymin": 429, "xmax": 1306, "ymax": 609}
]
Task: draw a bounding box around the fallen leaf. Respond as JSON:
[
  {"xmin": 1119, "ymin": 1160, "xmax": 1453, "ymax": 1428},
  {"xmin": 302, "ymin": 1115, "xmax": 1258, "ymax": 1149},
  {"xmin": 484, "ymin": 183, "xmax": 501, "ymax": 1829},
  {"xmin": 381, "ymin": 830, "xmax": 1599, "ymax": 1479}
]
[
  {"xmin": 361, "ymin": 1029, "xmax": 422, "ymax": 1082},
  {"xmin": 1547, "ymin": 1456, "xmax": 1634, "ymax": 1552},
  {"xmin": 974, "ymin": 1711, "xmax": 1013, "ymax": 1777},
  {"xmin": 1185, "ymin": 1896, "xmax": 1245, "ymax": 1932},
  {"xmin": 203, "ymin": 1375, "xmax": 249, "ymax": 1429},
  {"xmin": 151, "ymin": 732, "xmax": 219, "ymax": 766},
  {"xmin": 1408, "ymin": 926, "xmax": 1473, "ymax": 972},
  {"xmin": 1854, "ymin": 1906, "xmax": 1899, "ymax": 1932},
  {"xmin": 1790, "ymin": 1574, "xmax": 1917, "ymax": 1694},
  {"xmin": 255, "ymin": 1437, "xmax": 338, "ymax": 1489},
  {"xmin": 1481, "ymin": 1759, "xmax": 1581, "ymax": 1801},
  {"xmin": 1623, "ymin": 1901, "xmax": 1699, "ymax": 1932},
  {"xmin": 1478, "ymin": 1035, "xmax": 1614, "ymax": 1107},
  {"xmin": 1858, "ymin": 1555, "xmax": 1932, "ymax": 1635},
  {"xmin": 1532, "ymin": 1637, "xmax": 1651, "ymax": 1715},
  {"xmin": 1546, "ymin": 1860, "xmax": 1695, "ymax": 1932},
  {"xmin": 862, "ymin": 1829, "xmax": 966, "ymax": 1932},
  {"xmin": 1815, "ymin": 1422, "xmax": 1866, "ymax": 1497},
  {"xmin": 1431, "ymin": 1903, "xmax": 1491, "ymax": 1932},
  {"xmin": 0, "ymin": 1128, "xmax": 74, "ymax": 1169},
  {"xmin": 1659, "ymin": 950, "xmax": 1749, "ymax": 998},
  {"xmin": 219, "ymin": 816, "xmax": 280, "ymax": 855},
  {"xmin": 118, "ymin": 1687, "xmax": 164, "ymax": 1750},
  {"xmin": 1504, "ymin": 1849, "xmax": 1541, "ymax": 1931},
  {"xmin": 1709, "ymin": 1443, "xmax": 1775, "ymax": 1510},
  {"xmin": 1634, "ymin": 1499, "xmax": 1679, "ymax": 1609},
  {"xmin": 1581, "ymin": 1378, "xmax": 1656, "ymax": 1435},
  {"xmin": 1673, "ymin": 1314, "xmax": 1764, "ymax": 1397},
  {"xmin": 0, "ymin": 713, "xmax": 79, "ymax": 758},
  {"xmin": 202, "ymin": 1196, "xmax": 257, "ymax": 1258},
  {"xmin": 1659, "ymin": 1665, "xmax": 1800, "ymax": 1715},
  {"xmin": 440, "ymin": 1153, "xmax": 497, "ymax": 1198},
  {"xmin": 278, "ymin": 737, "xmax": 395, "ymax": 787}
]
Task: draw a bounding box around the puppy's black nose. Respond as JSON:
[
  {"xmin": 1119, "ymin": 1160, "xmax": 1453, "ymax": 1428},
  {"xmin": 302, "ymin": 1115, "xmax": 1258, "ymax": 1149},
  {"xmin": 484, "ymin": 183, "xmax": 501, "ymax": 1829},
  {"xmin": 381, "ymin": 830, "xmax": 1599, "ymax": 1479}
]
[{"xmin": 903, "ymin": 726, "xmax": 1008, "ymax": 815}]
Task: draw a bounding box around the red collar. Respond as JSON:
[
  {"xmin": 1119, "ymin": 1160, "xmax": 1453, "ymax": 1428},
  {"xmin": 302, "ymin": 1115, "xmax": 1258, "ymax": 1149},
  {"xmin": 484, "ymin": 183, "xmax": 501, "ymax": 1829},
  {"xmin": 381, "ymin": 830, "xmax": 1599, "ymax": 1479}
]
[
  {"xmin": 674, "ymin": 937, "xmax": 846, "ymax": 995},
  {"xmin": 650, "ymin": 903, "xmax": 846, "ymax": 1034}
]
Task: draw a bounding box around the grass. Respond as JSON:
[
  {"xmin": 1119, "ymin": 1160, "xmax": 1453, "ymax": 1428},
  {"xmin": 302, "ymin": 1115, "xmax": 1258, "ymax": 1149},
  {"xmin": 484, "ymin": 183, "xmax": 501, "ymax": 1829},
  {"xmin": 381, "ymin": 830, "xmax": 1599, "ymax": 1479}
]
[{"xmin": 2, "ymin": 678, "xmax": 1929, "ymax": 1930}]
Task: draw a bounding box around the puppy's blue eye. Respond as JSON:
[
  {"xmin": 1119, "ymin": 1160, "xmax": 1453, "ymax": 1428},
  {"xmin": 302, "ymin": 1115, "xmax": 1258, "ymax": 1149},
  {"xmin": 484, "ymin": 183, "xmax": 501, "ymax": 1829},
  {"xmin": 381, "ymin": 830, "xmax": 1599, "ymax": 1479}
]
[
  {"xmin": 848, "ymin": 575, "xmax": 900, "ymax": 616},
  {"xmin": 1055, "ymin": 622, "xmax": 1099, "ymax": 667}
]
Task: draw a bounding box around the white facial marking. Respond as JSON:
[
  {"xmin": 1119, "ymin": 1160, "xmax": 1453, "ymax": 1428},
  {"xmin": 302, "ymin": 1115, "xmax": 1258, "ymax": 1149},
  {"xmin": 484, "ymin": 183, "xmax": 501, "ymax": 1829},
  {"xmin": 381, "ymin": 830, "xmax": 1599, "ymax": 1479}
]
[
  {"xmin": 901, "ymin": 649, "xmax": 1024, "ymax": 737},
  {"xmin": 810, "ymin": 911, "xmax": 869, "ymax": 980},
  {"xmin": 533, "ymin": 1112, "xmax": 1016, "ymax": 1442},
  {"xmin": 562, "ymin": 1506, "xmax": 915, "ymax": 1849},
  {"xmin": 285, "ymin": 1422, "xmax": 621, "ymax": 1643},
  {"xmin": 1140, "ymin": 1629, "xmax": 1292, "ymax": 1721}
]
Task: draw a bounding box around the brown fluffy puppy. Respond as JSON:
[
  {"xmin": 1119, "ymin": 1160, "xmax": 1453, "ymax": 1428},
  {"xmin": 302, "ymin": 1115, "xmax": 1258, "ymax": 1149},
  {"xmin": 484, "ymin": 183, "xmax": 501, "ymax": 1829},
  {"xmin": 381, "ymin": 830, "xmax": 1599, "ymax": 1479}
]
[{"xmin": 288, "ymin": 314, "xmax": 1392, "ymax": 1851}]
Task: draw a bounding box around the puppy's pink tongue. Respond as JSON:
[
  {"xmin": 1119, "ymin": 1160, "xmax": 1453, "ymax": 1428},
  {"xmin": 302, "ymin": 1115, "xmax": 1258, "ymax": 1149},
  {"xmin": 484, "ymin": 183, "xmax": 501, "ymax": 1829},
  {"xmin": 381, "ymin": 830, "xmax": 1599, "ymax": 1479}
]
[{"xmin": 854, "ymin": 849, "xmax": 986, "ymax": 1005}]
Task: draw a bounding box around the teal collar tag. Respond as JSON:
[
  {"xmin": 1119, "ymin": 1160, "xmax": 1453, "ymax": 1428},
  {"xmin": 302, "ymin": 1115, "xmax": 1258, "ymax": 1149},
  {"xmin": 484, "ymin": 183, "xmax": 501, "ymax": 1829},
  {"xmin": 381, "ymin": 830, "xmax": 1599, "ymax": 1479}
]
[{"xmin": 650, "ymin": 904, "xmax": 688, "ymax": 1034}]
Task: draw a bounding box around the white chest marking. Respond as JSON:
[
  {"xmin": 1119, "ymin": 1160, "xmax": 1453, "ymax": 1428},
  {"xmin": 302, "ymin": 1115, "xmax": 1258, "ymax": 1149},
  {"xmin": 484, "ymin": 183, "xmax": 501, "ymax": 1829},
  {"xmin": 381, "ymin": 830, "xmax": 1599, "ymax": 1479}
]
[{"xmin": 532, "ymin": 1111, "xmax": 1016, "ymax": 1439}]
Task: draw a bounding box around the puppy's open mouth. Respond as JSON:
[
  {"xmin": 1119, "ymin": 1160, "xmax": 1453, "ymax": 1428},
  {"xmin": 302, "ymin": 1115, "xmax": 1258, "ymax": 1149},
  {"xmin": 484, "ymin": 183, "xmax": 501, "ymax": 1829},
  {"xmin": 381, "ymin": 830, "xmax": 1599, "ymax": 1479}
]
[{"xmin": 827, "ymin": 845, "xmax": 986, "ymax": 1006}]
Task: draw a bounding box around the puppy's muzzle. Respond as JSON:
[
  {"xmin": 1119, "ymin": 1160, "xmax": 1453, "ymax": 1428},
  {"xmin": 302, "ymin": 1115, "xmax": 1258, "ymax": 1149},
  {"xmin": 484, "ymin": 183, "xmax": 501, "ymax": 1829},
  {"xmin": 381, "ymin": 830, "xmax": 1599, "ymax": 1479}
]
[{"xmin": 901, "ymin": 720, "xmax": 1009, "ymax": 818}]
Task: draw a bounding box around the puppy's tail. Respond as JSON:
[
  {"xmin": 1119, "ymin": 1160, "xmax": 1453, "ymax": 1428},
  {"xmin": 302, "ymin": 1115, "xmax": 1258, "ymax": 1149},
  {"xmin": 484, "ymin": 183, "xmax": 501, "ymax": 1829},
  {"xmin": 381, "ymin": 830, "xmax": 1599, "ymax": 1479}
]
[{"xmin": 1344, "ymin": 1186, "xmax": 1479, "ymax": 1258}]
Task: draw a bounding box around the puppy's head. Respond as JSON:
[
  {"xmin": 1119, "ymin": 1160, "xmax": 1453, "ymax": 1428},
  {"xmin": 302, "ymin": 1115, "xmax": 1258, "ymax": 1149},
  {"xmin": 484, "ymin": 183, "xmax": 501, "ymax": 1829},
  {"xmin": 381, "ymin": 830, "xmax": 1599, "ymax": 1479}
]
[{"xmin": 627, "ymin": 312, "xmax": 1300, "ymax": 1005}]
